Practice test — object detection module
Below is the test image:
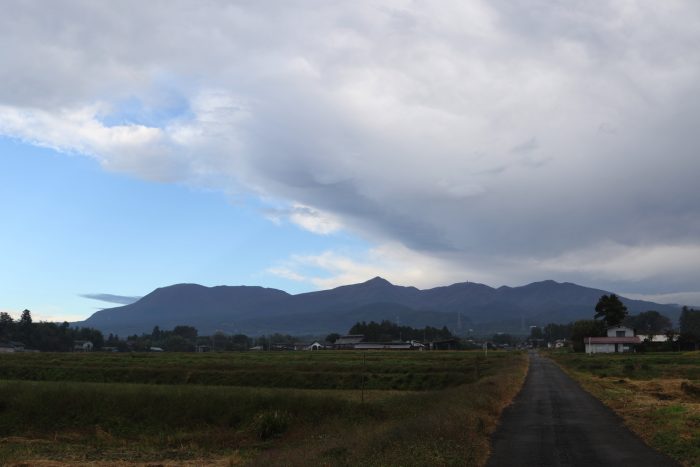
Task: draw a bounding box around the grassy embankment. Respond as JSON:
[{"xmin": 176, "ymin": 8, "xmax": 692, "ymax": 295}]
[
  {"xmin": 0, "ymin": 350, "xmax": 527, "ymax": 466},
  {"xmin": 551, "ymin": 352, "xmax": 700, "ymax": 467}
]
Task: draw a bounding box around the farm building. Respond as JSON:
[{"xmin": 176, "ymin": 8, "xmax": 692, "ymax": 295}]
[
  {"xmin": 584, "ymin": 326, "xmax": 641, "ymax": 354},
  {"xmin": 428, "ymin": 339, "xmax": 460, "ymax": 350},
  {"xmin": 354, "ymin": 342, "xmax": 412, "ymax": 350},
  {"xmin": 333, "ymin": 335, "xmax": 365, "ymax": 349},
  {"xmin": 73, "ymin": 340, "xmax": 93, "ymax": 352},
  {"xmin": 290, "ymin": 341, "xmax": 324, "ymax": 350}
]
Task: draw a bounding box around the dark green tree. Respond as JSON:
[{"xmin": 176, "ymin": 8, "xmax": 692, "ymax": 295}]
[
  {"xmin": 18, "ymin": 309, "xmax": 33, "ymax": 343},
  {"xmin": 594, "ymin": 294, "xmax": 628, "ymax": 327},
  {"xmin": 491, "ymin": 333, "xmax": 516, "ymax": 346},
  {"xmin": 348, "ymin": 320, "xmax": 453, "ymax": 342},
  {"xmin": 173, "ymin": 325, "xmax": 198, "ymax": 340},
  {"xmin": 0, "ymin": 312, "xmax": 13, "ymax": 339},
  {"xmin": 624, "ymin": 310, "xmax": 672, "ymax": 336},
  {"xmin": 325, "ymin": 332, "xmax": 340, "ymax": 343},
  {"xmin": 229, "ymin": 334, "xmax": 251, "ymax": 351},
  {"xmin": 163, "ymin": 334, "xmax": 193, "ymax": 352},
  {"xmin": 679, "ymin": 306, "xmax": 700, "ymax": 349},
  {"xmin": 543, "ymin": 323, "xmax": 572, "ymax": 341},
  {"xmin": 571, "ymin": 319, "xmax": 606, "ymax": 352},
  {"xmin": 19, "ymin": 309, "xmax": 32, "ymax": 326}
]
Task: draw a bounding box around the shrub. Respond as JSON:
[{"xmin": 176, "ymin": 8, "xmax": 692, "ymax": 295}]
[
  {"xmin": 681, "ymin": 381, "xmax": 700, "ymax": 399},
  {"xmin": 251, "ymin": 410, "xmax": 291, "ymax": 440}
]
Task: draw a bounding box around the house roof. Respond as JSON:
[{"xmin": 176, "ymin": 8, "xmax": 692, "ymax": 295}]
[
  {"xmin": 586, "ymin": 336, "xmax": 641, "ymax": 344},
  {"xmin": 335, "ymin": 335, "xmax": 364, "ymax": 345},
  {"xmin": 354, "ymin": 342, "xmax": 412, "ymax": 349}
]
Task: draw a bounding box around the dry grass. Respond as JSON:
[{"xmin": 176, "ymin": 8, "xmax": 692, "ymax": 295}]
[
  {"xmin": 3, "ymin": 456, "xmax": 248, "ymax": 467},
  {"xmin": 0, "ymin": 351, "xmax": 528, "ymax": 466},
  {"xmin": 248, "ymin": 352, "xmax": 529, "ymax": 466},
  {"xmin": 551, "ymin": 352, "xmax": 700, "ymax": 467}
]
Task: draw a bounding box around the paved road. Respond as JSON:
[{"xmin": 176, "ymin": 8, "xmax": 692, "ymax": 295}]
[{"xmin": 486, "ymin": 352, "xmax": 677, "ymax": 467}]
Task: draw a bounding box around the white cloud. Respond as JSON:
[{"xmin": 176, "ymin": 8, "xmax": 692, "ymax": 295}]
[
  {"xmin": 265, "ymin": 267, "xmax": 308, "ymax": 282},
  {"xmin": 621, "ymin": 291, "xmax": 700, "ymax": 307},
  {"xmin": 532, "ymin": 242, "xmax": 700, "ymax": 283},
  {"xmin": 0, "ymin": 307, "xmax": 84, "ymax": 323},
  {"xmin": 2, "ymin": 1, "xmax": 700, "ymax": 294},
  {"xmin": 288, "ymin": 204, "xmax": 343, "ymax": 235},
  {"xmin": 267, "ymin": 242, "xmax": 499, "ymax": 290}
]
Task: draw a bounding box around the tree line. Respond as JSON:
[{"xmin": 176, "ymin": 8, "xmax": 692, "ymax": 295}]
[
  {"xmin": 530, "ymin": 294, "xmax": 700, "ymax": 351},
  {"xmin": 346, "ymin": 320, "xmax": 454, "ymax": 342},
  {"xmin": 0, "ymin": 310, "xmax": 104, "ymax": 351}
]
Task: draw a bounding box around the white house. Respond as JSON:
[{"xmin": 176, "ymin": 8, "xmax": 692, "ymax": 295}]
[
  {"xmin": 73, "ymin": 340, "xmax": 93, "ymax": 352},
  {"xmin": 584, "ymin": 326, "xmax": 641, "ymax": 354}
]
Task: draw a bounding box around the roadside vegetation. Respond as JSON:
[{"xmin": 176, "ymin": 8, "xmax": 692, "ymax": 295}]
[
  {"xmin": 551, "ymin": 352, "xmax": 700, "ymax": 467},
  {"xmin": 0, "ymin": 350, "xmax": 527, "ymax": 465}
]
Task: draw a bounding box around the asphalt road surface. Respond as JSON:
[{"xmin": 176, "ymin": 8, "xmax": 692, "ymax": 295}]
[{"xmin": 486, "ymin": 352, "xmax": 678, "ymax": 467}]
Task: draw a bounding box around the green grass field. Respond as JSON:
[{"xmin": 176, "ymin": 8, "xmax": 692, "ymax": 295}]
[
  {"xmin": 0, "ymin": 350, "xmax": 527, "ymax": 466},
  {"xmin": 551, "ymin": 351, "xmax": 700, "ymax": 467}
]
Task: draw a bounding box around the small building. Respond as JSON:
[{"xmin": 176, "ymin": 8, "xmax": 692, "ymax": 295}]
[
  {"xmin": 637, "ymin": 333, "xmax": 679, "ymax": 343},
  {"xmin": 196, "ymin": 345, "xmax": 210, "ymax": 353},
  {"xmin": 149, "ymin": 346, "xmax": 164, "ymax": 352},
  {"xmin": 553, "ymin": 339, "xmax": 568, "ymax": 349},
  {"xmin": 303, "ymin": 341, "xmax": 324, "ymax": 351},
  {"xmin": 409, "ymin": 340, "xmax": 425, "ymax": 350},
  {"xmin": 333, "ymin": 335, "xmax": 365, "ymax": 350},
  {"xmin": 585, "ymin": 326, "xmax": 640, "ymax": 354},
  {"xmin": 0, "ymin": 341, "xmax": 25, "ymax": 353},
  {"xmin": 354, "ymin": 342, "xmax": 412, "ymax": 350},
  {"xmin": 428, "ymin": 339, "xmax": 460, "ymax": 350},
  {"xmin": 73, "ymin": 340, "xmax": 93, "ymax": 352}
]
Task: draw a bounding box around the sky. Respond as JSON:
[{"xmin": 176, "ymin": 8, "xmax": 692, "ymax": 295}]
[{"xmin": 2, "ymin": 1, "xmax": 700, "ymax": 322}]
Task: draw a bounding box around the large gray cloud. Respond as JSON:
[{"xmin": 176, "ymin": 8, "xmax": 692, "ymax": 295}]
[{"xmin": 2, "ymin": 1, "xmax": 700, "ymax": 299}]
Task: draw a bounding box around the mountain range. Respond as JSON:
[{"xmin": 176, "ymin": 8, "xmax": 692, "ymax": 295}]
[{"xmin": 76, "ymin": 278, "xmax": 682, "ymax": 337}]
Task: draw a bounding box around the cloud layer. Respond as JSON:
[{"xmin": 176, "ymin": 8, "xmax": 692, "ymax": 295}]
[
  {"xmin": 81, "ymin": 294, "xmax": 142, "ymax": 306},
  {"xmin": 3, "ymin": 1, "xmax": 700, "ymax": 296}
]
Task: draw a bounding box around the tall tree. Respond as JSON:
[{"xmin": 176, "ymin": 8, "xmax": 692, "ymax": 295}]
[
  {"xmin": 624, "ymin": 310, "xmax": 672, "ymax": 336},
  {"xmin": 173, "ymin": 325, "xmax": 198, "ymax": 340},
  {"xmin": 19, "ymin": 309, "xmax": 32, "ymax": 326},
  {"xmin": 0, "ymin": 312, "xmax": 13, "ymax": 339},
  {"xmin": 571, "ymin": 319, "xmax": 606, "ymax": 352},
  {"xmin": 18, "ymin": 309, "xmax": 33, "ymax": 343},
  {"xmin": 594, "ymin": 294, "xmax": 628, "ymax": 327},
  {"xmin": 679, "ymin": 306, "xmax": 700, "ymax": 349}
]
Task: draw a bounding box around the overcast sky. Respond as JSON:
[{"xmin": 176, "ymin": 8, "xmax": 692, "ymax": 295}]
[{"xmin": 2, "ymin": 1, "xmax": 700, "ymax": 321}]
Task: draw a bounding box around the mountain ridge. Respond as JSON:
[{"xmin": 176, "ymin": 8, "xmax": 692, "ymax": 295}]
[{"xmin": 76, "ymin": 277, "xmax": 682, "ymax": 336}]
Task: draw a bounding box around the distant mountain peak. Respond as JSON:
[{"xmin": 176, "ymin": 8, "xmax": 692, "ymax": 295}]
[
  {"xmin": 364, "ymin": 276, "xmax": 393, "ymax": 286},
  {"xmin": 529, "ymin": 279, "xmax": 559, "ymax": 285}
]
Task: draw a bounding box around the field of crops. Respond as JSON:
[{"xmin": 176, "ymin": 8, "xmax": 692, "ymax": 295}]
[
  {"xmin": 0, "ymin": 350, "xmax": 487, "ymax": 390},
  {"xmin": 551, "ymin": 351, "xmax": 700, "ymax": 467},
  {"xmin": 0, "ymin": 350, "xmax": 527, "ymax": 465}
]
